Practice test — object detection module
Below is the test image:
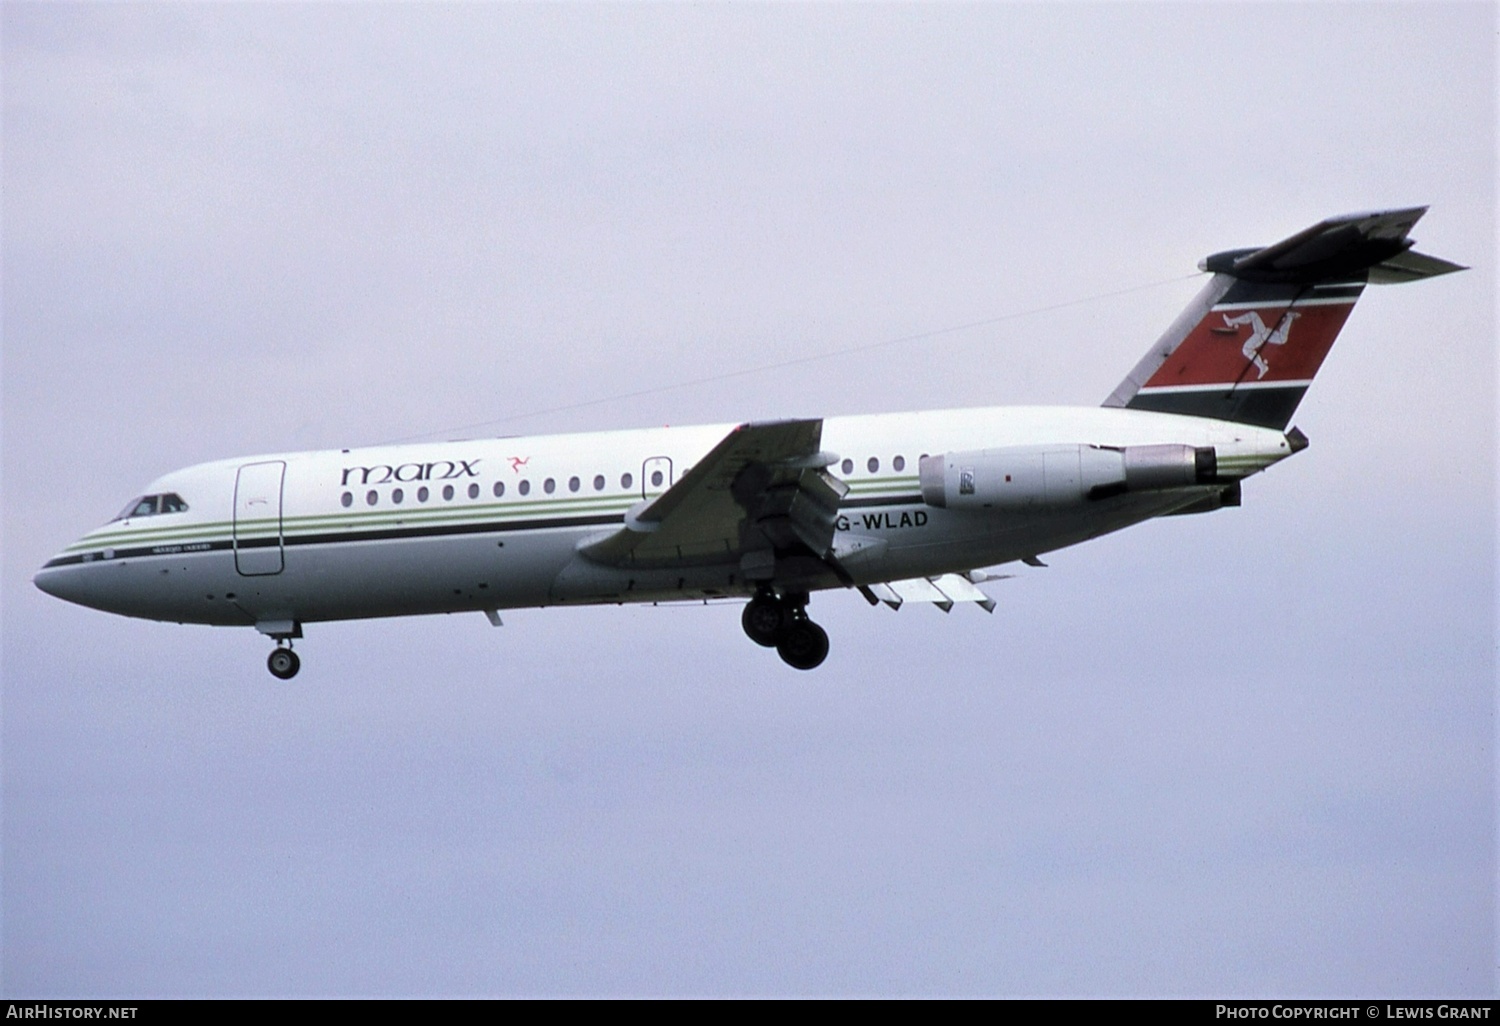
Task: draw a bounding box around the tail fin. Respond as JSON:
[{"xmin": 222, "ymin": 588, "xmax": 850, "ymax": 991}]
[{"xmin": 1104, "ymin": 207, "xmax": 1464, "ymax": 429}]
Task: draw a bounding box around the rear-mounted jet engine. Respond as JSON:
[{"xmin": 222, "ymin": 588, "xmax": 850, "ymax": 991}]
[{"xmin": 918, "ymin": 444, "xmax": 1218, "ymax": 510}]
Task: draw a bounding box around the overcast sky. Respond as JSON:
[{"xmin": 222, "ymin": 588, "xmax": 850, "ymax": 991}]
[{"xmin": 3, "ymin": 2, "xmax": 1494, "ymax": 997}]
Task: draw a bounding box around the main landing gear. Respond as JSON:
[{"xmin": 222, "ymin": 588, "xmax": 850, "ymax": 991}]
[
  {"xmin": 267, "ymin": 641, "xmax": 301, "ymax": 680},
  {"xmin": 742, "ymin": 590, "xmax": 830, "ymax": 671}
]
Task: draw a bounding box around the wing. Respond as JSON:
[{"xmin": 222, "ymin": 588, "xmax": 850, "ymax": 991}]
[{"xmin": 578, "ymin": 419, "xmax": 849, "ymax": 573}]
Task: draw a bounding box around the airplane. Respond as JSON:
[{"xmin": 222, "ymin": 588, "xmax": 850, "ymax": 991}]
[{"xmin": 34, "ymin": 208, "xmax": 1463, "ymax": 678}]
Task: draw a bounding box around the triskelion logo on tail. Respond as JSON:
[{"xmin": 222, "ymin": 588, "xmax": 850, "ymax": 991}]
[{"xmin": 1221, "ymin": 309, "xmax": 1301, "ymax": 379}]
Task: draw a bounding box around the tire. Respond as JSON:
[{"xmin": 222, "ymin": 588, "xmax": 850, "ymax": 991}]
[
  {"xmin": 742, "ymin": 597, "xmax": 788, "ymax": 647},
  {"xmin": 267, "ymin": 648, "xmax": 301, "ymax": 680},
  {"xmin": 776, "ymin": 619, "xmax": 829, "ymax": 670}
]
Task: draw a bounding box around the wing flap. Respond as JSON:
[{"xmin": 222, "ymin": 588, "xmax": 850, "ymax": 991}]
[
  {"xmin": 930, "ymin": 573, "xmax": 997, "ymax": 613},
  {"xmin": 888, "ymin": 576, "xmax": 955, "ymax": 611},
  {"xmin": 867, "ymin": 573, "xmax": 1001, "ymax": 612}
]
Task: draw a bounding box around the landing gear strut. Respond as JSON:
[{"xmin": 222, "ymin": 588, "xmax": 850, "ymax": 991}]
[
  {"xmin": 741, "ymin": 590, "xmax": 830, "ymax": 670},
  {"xmin": 267, "ymin": 642, "xmax": 301, "ymax": 680}
]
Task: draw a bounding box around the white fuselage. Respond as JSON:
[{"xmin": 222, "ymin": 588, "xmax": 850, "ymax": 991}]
[{"xmin": 35, "ymin": 404, "xmax": 1293, "ymax": 632}]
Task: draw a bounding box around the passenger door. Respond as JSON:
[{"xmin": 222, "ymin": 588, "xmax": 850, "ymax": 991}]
[{"xmin": 234, "ymin": 461, "xmax": 285, "ymax": 576}]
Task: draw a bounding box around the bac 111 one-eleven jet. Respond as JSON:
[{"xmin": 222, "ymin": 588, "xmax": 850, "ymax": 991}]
[{"xmin": 35, "ymin": 208, "xmax": 1463, "ymax": 678}]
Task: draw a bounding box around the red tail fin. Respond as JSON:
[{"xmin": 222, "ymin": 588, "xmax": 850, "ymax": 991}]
[{"xmin": 1104, "ymin": 208, "xmax": 1463, "ymax": 430}]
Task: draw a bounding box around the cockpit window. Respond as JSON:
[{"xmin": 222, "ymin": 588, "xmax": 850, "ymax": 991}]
[
  {"xmin": 116, "ymin": 497, "xmax": 154, "ymax": 519},
  {"xmin": 113, "ymin": 493, "xmax": 189, "ymax": 520}
]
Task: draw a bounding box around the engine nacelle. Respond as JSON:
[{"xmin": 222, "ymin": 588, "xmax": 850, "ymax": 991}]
[{"xmin": 919, "ymin": 444, "xmax": 1216, "ymax": 510}]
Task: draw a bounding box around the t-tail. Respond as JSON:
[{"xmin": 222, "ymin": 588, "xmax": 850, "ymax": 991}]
[{"xmin": 1104, "ymin": 207, "xmax": 1464, "ymax": 430}]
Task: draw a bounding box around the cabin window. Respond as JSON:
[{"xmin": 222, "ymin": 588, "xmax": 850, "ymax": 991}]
[
  {"xmin": 418, "ymin": 486, "xmax": 429, "ymax": 503},
  {"xmin": 544, "ymin": 478, "xmax": 556, "ymax": 494},
  {"xmin": 341, "ymin": 491, "xmax": 353, "ymax": 508},
  {"xmin": 568, "ymin": 476, "xmax": 580, "ymax": 493},
  {"xmin": 392, "ymin": 488, "xmax": 404, "ymax": 505},
  {"xmin": 493, "ymin": 482, "xmax": 505, "ymax": 498},
  {"xmin": 621, "ymin": 472, "xmax": 633, "ymax": 490},
  {"xmin": 867, "ymin": 457, "xmax": 879, "ymax": 473},
  {"xmin": 366, "ymin": 491, "xmax": 378, "ymax": 506},
  {"xmin": 893, "ymin": 455, "xmax": 906, "ymax": 472},
  {"xmin": 841, "ymin": 459, "xmax": 854, "ymax": 475},
  {"xmin": 468, "ymin": 483, "xmax": 480, "ymax": 499},
  {"xmin": 519, "ymin": 480, "xmax": 531, "ymax": 496},
  {"xmin": 650, "ymin": 470, "xmax": 664, "ymax": 488},
  {"xmin": 593, "ymin": 474, "xmax": 605, "ymax": 491},
  {"xmin": 442, "ymin": 485, "xmax": 455, "ymax": 501}
]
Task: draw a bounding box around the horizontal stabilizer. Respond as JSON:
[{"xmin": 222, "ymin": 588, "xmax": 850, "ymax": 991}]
[
  {"xmin": 1367, "ymin": 248, "xmax": 1468, "ymax": 284},
  {"xmin": 1198, "ymin": 207, "xmax": 1452, "ymax": 285}
]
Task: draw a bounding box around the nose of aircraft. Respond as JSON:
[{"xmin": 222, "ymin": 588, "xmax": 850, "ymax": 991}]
[
  {"xmin": 33, "ymin": 557, "xmax": 109, "ymax": 611},
  {"xmin": 35, "ymin": 561, "xmax": 83, "ymax": 604},
  {"xmin": 33, "ymin": 566, "xmax": 58, "ymax": 597}
]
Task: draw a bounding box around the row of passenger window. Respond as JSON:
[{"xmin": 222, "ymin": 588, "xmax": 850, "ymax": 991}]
[
  {"xmin": 338, "ymin": 457, "xmax": 909, "ymax": 509},
  {"xmin": 842, "ymin": 455, "xmax": 908, "ymax": 476},
  {"xmin": 339, "ymin": 471, "xmax": 650, "ymax": 509}
]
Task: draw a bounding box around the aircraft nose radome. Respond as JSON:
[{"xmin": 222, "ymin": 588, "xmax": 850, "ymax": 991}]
[
  {"xmin": 34, "ymin": 562, "xmax": 96, "ymax": 608},
  {"xmin": 34, "ymin": 565, "xmax": 72, "ymax": 601}
]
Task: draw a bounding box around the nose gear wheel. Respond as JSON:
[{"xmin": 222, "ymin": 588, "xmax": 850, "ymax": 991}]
[{"xmin": 267, "ymin": 644, "xmax": 300, "ymax": 680}]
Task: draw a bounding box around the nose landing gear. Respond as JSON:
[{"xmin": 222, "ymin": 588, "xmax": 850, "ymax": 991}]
[
  {"xmin": 256, "ymin": 619, "xmax": 303, "ymax": 680},
  {"xmin": 267, "ymin": 642, "xmax": 300, "ymax": 680},
  {"xmin": 741, "ymin": 590, "xmax": 830, "ymax": 670}
]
